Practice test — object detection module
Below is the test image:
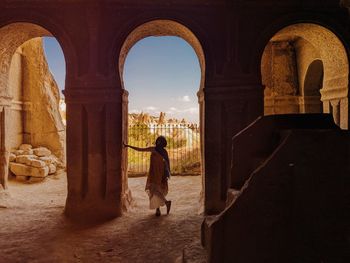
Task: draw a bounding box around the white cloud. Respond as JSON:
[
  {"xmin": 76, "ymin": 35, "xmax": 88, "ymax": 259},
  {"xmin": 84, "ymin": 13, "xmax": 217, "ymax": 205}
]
[
  {"xmin": 184, "ymin": 107, "xmax": 199, "ymax": 114},
  {"xmin": 129, "ymin": 109, "xmax": 141, "ymax": 114},
  {"xmin": 167, "ymin": 106, "xmax": 199, "ymax": 114},
  {"xmin": 178, "ymin": 95, "xmax": 191, "ymax": 102},
  {"xmin": 145, "ymin": 106, "xmax": 158, "ymax": 111}
]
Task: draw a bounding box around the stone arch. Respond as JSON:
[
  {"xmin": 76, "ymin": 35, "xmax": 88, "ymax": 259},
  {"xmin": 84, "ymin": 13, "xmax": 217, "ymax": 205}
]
[
  {"xmin": 302, "ymin": 59, "xmax": 324, "ymax": 112},
  {"xmin": 0, "ymin": 23, "xmax": 52, "ymax": 96},
  {"xmin": 0, "ymin": 22, "xmax": 67, "ymax": 189},
  {"xmin": 304, "ymin": 59, "xmax": 324, "ymax": 96},
  {"xmin": 260, "ymin": 23, "xmax": 349, "ymax": 128},
  {"xmin": 119, "ymin": 19, "xmax": 205, "ymax": 92},
  {"xmin": 118, "ymin": 19, "xmax": 206, "ymax": 207}
]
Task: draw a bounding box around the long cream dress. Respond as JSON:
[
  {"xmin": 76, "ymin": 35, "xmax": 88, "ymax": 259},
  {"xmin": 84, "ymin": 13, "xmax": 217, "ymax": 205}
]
[{"xmin": 145, "ymin": 151, "xmax": 168, "ymax": 209}]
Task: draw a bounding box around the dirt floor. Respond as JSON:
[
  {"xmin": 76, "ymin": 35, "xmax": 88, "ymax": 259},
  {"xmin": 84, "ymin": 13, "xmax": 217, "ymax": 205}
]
[{"xmin": 0, "ymin": 173, "xmax": 203, "ymax": 263}]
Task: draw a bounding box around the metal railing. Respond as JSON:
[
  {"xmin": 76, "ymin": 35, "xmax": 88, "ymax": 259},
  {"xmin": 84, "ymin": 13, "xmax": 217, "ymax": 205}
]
[{"xmin": 127, "ymin": 123, "xmax": 201, "ymax": 176}]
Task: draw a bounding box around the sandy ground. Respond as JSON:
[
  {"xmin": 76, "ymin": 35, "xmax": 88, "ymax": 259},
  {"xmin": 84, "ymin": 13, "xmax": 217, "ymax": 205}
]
[{"xmin": 0, "ymin": 173, "xmax": 203, "ymax": 263}]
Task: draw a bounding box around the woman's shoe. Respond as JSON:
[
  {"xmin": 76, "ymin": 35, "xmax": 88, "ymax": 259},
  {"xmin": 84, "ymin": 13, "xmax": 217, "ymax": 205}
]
[
  {"xmin": 165, "ymin": 201, "xmax": 171, "ymax": 215},
  {"xmin": 156, "ymin": 208, "xmax": 161, "ymax": 217}
]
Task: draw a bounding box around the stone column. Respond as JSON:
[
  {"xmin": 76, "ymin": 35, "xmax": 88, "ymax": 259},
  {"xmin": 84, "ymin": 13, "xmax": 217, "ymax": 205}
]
[
  {"xmin": 340, "ymin": 98, "xmax": 348, "ymax": 129},
  {"xmin": 197, "ymin": 89, "xmax": 205, "ymax": 212},
  {"xmin": 204, "ymin": 83, "xmax": 262, "ymax": 214},
  {"xmin": 0, "ymin": 98, "xmax": 11, "ymax": 189},
  {"xmin": 64, "ymin": 87, "xmax": 124, "ymax": 221},
  {"xmin": 121, "ymin": 89, "xmax": 132, "ymax": 210},
  {"xmin": 323, "ymin": 100, "xmax": 331, "ymax": 114},
  {"xmin": 320, "ymin": 81, "xmax": 348, "ymax": 129},
  {"xmin": 331, "ymin": 100, "xmax": 341, "ymax": 126}
]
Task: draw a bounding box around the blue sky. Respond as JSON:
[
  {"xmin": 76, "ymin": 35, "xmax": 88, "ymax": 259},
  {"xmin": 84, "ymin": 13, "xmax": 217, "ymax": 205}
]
[
  {"xmin": 43, "ymin": 38, "xmax": 66, "ymax": 92},
  {"xmin": 44, "ymin": 36, "xmax": 201, "ymax": 123}
]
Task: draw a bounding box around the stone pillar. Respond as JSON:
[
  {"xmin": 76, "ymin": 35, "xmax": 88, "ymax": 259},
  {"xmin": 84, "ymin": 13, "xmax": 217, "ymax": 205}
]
[
  {"xmin": 320, "ymin": 85, "xmax": 348, "ymax": 129},
  {"xmin": 323, "ymin": 100, "xmax": 330, "ymax": 114},
  {"xmin": 0, "ymin": 98, "xmax": 11, "ymax": 189},
  {"xmin": 340, "ymin": 98, "xmax": 348, "ymax": 129},
  {"xmin": 204, "ymin": 84, "xmax": 262, "ymax": 214},
  {"xmin": 331, "ymin": 100, "xmax": 341, "ymax": 126},
  {"xmin": 64, "ymin": 87, "xmax": 124, "ymax": 221},
  {"xmin": 197, "ymin": 89, "xmax": 205, "ymax": 212},
  {"xmin": 121, "ymin": 89, "xmax": 132, "ymax": 210}
]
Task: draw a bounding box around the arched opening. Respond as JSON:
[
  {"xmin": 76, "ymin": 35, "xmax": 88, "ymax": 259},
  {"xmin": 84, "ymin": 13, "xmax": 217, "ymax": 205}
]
[
  {"xmin": 303, "ymin": 59, "xmax": 324, "ymax": 112},
  {"xmin": 119, "ymin": 20, "xmax": 205, "ymax": 213},
  {"xmin": 0, "ymin": 23, "xmax": 66, "ymax": 207},
  {"xmin": 261, "ymin": 23, "xmax": 349, "ymax": 129}
]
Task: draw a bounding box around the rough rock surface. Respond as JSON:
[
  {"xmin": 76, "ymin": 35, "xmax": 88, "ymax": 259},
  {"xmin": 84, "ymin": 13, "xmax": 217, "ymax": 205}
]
[
  {"xmin": 33, "ymin": 147, "xmax": 51, "ymax": 157},
  {"xmin": 39, "ymin": 156, "xmax": 53, "ymax": 165},
  {"xmin": 19, "ymin": 144, "xmax": 32, "ymax": 151},
  {"xmin": 48, "ymin": 164, "xmax": 56, "ymax": 174},
  {"xmin": 9, "ymin": 153, "xmax": 16, "ymax": 162},
  {"xmin": 10, "ymin": 163, "xmax": 49, "ymax": 178},
  {"xmin": 9, "ymin": 145, "xmax": 59, "ymax": 180},
  {"xmin": 20, "ymin": 38, "xmax": 65, "ymax": 162},
  {"xmin": 15, "ymin": 155, "xmax": 37, "ymax": 164},
  {"xmin": 30, "ymin": 159, "xmax": 46, "ymax": 168}
]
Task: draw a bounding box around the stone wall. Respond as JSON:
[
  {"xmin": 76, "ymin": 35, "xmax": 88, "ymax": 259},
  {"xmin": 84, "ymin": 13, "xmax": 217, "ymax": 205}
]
[
  {"xmin": 19, "ymin": 38, "xmax": 65, "ymax": 162},
  {"xmin": 262, "ymin": 39, "xmax": 322, "ymax": 115},
  {"xmin": 262, "ymin": 23, "xmax": 349, "ymax": 129},
  {"xmin": 4, "ymin": 38, "xmax": 65, "ymax": 164},
  {"xmin": 263, "ymin": 41, "xmax": 300, "ymax": 115},
  {"xmin": 8, "ymin": 50, "xmax": 24, "ymax": 149}
]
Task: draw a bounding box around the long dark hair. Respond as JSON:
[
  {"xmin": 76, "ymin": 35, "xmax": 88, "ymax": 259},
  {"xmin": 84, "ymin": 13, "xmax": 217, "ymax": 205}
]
[{"xmin": 155, "ymin": 136, "xmax": 169, "ymax": 167}]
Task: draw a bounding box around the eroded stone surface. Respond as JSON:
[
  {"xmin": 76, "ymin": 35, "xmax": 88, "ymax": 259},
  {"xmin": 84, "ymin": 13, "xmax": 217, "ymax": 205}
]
[
  {"xmin": 14, "ymin": 150, "xmax": 24, "ymax": 156},
  {"xmin": 19, "ymin": 144, "xmax": 32, "ymax": 151},
  {"xmin": 20, "ymin": 39, "xmax": 65, "ymax": 161},
  {"xmin": 10, "ymin": 146, "xmax": 60, "ymax": 180},
  {"xmin": 15, "ymin": 155, "xmax": 37, "ymax": 164},
  {"xmin": 29, "ymin": 159, "xmax": 46, "ymax": 168},
  {"xmin": 33, "ymin": 147, "xmax": 51, "ymax": 157},
  {"xmin": 9, "ymin": 153, "xmax": 16, "ymax": 162},
  {"xmin": 10, "ymin": 162, "xmax": 49, "ymax": 178},
  {"xmin": 39, "ymin": 156, "xmax": 53, "ymax": 165},
  {"xmin": 48, "ymin": 164, "xmax": 56, "ymax": 174}
]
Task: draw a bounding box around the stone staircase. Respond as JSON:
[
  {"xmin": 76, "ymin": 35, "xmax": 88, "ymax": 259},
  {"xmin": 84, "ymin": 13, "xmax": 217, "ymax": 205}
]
[{"xmin": 201, "ymin": 114, "xmax": 350, "ymax": 262}]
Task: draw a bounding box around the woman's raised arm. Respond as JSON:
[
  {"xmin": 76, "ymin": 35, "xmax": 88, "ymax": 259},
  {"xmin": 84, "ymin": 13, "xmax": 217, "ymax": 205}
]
[{"xmin": 123, "ymin": 143, "xmax": 154, "ymax": 152}]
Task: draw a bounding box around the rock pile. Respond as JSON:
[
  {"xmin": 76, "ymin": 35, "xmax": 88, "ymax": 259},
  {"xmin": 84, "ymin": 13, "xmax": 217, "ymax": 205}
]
[{"xmin": 9, "ymin": 144, "xmax": 63, "ymax": 181}]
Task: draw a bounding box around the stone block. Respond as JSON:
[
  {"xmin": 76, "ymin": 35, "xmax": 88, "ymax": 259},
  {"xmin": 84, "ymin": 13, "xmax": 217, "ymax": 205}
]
[
  {"xmin": 10, "ymin": 163, "xmax": 49, "ymax": 178},
  {"xmin": 14, "ymin": 150, "xmax": 24, "ymax": 156},
  {"xmin": 15, "ymin": 155, "xmax": 37, "ymax": 164},
  {"xmin": 48, "ymin": 164, "xmax": 56, "ymax": 174},
  {"xmin": 22, "ymin": 149, "xmax": 34, "ymax": 155},
  {"xmin": 29, "ymin": 159, "xmax": 46, "ymax": 168},
  {"xmin": 9, "ymin": 153, "xmax": 16, "ymax": 162},
  {"xmin": 19, "ymin": 144, "xmax": 33, "ymax": 151},
  {"xmin": 33, "ymin": 147, "xmax": 51, "ymax": 157},
  {"xmin": 39, "ymin": 156, "xmax": 54, "ymax": 165}
]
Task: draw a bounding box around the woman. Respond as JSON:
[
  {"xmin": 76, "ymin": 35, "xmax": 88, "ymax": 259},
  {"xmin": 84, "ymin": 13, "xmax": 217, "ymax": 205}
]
[{"xmin": 124, "ymin": 136, "xmax": 171, "ymax": 216}]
